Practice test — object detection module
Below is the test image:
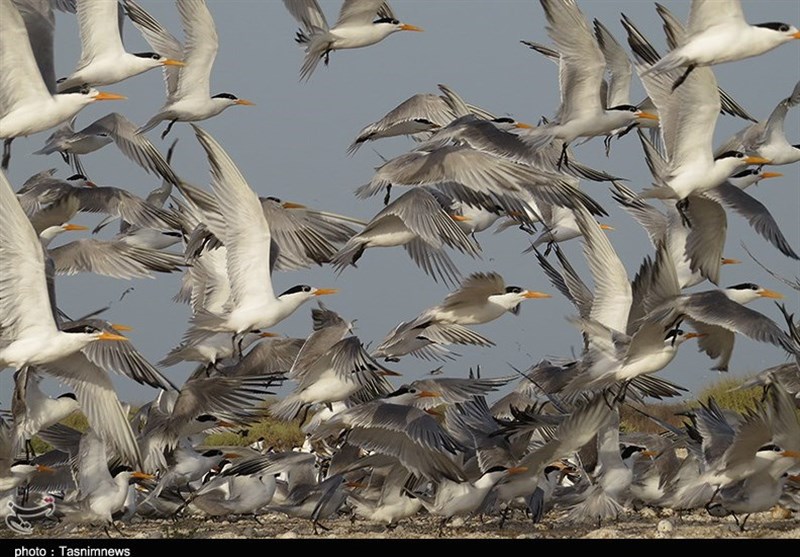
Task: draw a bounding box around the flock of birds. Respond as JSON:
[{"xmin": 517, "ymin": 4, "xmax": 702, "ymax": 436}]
[{"xmin": 0, "ymin": 0, "xmax": 799, "ymax": 538}]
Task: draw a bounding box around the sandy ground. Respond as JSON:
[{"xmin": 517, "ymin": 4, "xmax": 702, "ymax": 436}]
[{"xmin": 4, "ymin": 506, "xmax": 798, "ymax": 540}]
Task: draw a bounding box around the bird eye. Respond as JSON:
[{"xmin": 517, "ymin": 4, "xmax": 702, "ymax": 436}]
[
  {"xmin": 303, "ymin": 286, "xmax": 311, "ymax": 292},
  {"xmin": 780, "ymin": 24, "xmax": 789, "ymax": 32},
  {"xmin": 152, "ymin": 54, "xmax": 160, "ymax": 60}
]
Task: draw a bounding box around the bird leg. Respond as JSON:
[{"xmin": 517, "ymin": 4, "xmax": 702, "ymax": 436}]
[
  {"xmin": 437, "ymin": 517, "xmax": 449, "ymax": 537},
  {"xmin": 2, "ymin": 138, "xmax": 13, "ymax": 170},
  {"xmin": 73, "ymin": 155, "xmax": 87, "ymax": 177},
  {"xmin": 312, "ymin": 519, "xmax": 330, "ymax": 535},
  {"xmin": 498, "ymin": 506, "xmax": 510, "ymax": 529},
  {"xmin": 556, "ymin": 142, "xmax": 570, "ymax": 170},
  {"xmin": 671, "ymin": 65, "xmax": 696, "ymax": 92},
  {"xmin": 25, "ymin": 439, "xmax": 36, "ymax": 461},
  {"xmin": 604, "ymin": 135, "xmax": 614, "ymax": 158},
  {"xmin": 676, "ymin": 198, "xmax": 692, "ymax": 228},
  {"xmin": 161, "ymin": 120, "xmax": 177, "ymax": 140},
  {"xmin": 737, "ymin": 513, "xmax": 751, "ymax": 532}
]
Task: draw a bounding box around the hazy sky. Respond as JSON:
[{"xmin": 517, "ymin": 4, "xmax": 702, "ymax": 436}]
[{"xmin": 2, "ymin": 0, "xmax": 799, "ymax": 409}]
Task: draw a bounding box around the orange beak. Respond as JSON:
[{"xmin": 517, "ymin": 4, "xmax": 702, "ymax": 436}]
[
  {"xmin": 98, "ymin": 332, "xmax": 128, "ymax": 341},
  {"xmin": 281, "ymin": 202, "xmax": 306, "ymax": 209},
  {"xmin": 793, "ymin": 32, "xmax": 800, "ymax": 39},
  {"xmin": 35, "ymin": 465, "xmax": 56, "ymax": 473},
  {"xmin": 259, "ymin": 332, "xmax": 278, "ymax": 338},
  {"xmin": 235, "ymin": 99, "xmax": 255, "ymax": 106},
  {"xmin": 313, "ymin": 288, "xmax": 338, "ymax": 296},
  {"xmin": 399, "ymin": 24, "xmax": 423, "ymax": 32},
  {"xmin": 759, "ymin": 289, "xmax": 784, "ymax": 299},
  {"xmin": 416, "ymin": 390, "xmax": 440, "ymax": 398},
  {"xmin": 506, "ymin": 466, "xmax": 529, "ymax": 475},
  {"xmin": 131, "ymin": 471, "xmax": 156, "ymax": 481},
  {"xmin": 514, "ymin": 122, "xmax": 534, "ymax": 129},
  {"xmin": 599, "ymin": 224, "xmax": 614, "ymax": 231},
  {"xmin": 162, "ymin": 59, "xmax": 185, "ymax": 67},
  {"xmin": 745, "ymin": 156, "xmax": 771, "ymax": 165},
  {"xmin": 721, "ymin": 258, "xmax": 741, "ymax": 265},
  {"xmin": 760, "ymin": 171, "xmax": 783, "ymax": 179},
  {"xmin": 63, "ymin": 223, "xmax": 88, "ymax": 231},
  {"xmin": 684, "ymin": 332, "xmax": 708, "ymax": 340},
  {"xmin": 451, "ymin": 214, "xmax": 470, "ymax": 222},
  {"xmin": 110, "ymin": 324, "xmax": 133, "ymax": 331},
  {"xmin": 523, "ymin": 291, "xmax": 551, "ymax": 299},
  {"xmin": 637, "ymin": 111, "xmax": 659, "ymax": 121},
  {"xmin": 780, "ymin": 450, "xmax": 800, "ymax": 459},
  {"xmin": 94, "ymin": 91, "xmax": 127, "ymax": 101}
]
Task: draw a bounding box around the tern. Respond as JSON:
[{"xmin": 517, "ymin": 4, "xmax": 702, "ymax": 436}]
[
  {"xmin": 642, "ymin": 0, "xmax": 800, "ymax": 91},
  {"xmin": 271, "ymin": 303, "xmax": 398, "ymax": 422},
  {"xmin": 56, "ymin": 0, "xmax": 185, "ymax": 92},
  {"xmin": 33, "ymin": 116, "xmax": 110, "ymax": 175},
  {"xmin": 716, "ymin": 80, "xmax": 800, "ymax": 166},
  {"xmin": 356, "ymin": 116, "xmax": 609, "ymax": 222},
  {"xmin": 37, "ymin": 112, "xmax": 183, "ymax": 185},
  {"xmin": 311, "ymin": 386, "xmax": 467, "ymax": 482},
  {"xmin": 11, "ymin": 368, "xmax": 78, "ymax": 459},
  {"xmin": 39, "ymin": 223, "xmax": 185, "ymax": 280},
  {"xmin": 623, "ymin": 12, "xmax": 770, "ymax": 207},
  {"xmin": 16, "ymin": 172, "xmax": 181, "ymax": 235},
  {"xmin": 129, "ymin": 0, "xmax": 255, "ymax": 139},
  {"xmin": 347, "ymin": 84, "xmax": 496, "ymax": 155},
  {"xmin": 399, "ymin": 271, "xmax": 551, "ymax": 327},
  {"xmin": 0, "ymin": 0, "xmax": 125, "ymax": 169},
  {"xmin": 525, "ymin": 0, "xmax": 659, "ymax": 166},
  {"xmin": 667, "ymin": 384, "xmax": 800, "ymax": 514},
  {"xmin": 332, "ymin": 187, "xmax": 480, "ymax": 288},
  {"xmin": 373, "ymin": 272, "xmax": 549, "ymax": 362},
  {"xmin": 183, "ymin": 126, "xmax": 337, "ymax": 342},
  {"xmin": 0, "ymin": 169, "xmax": 130, "ymax": 373},
  {"xmin": 282, "ymin": 0, "xmax": 423, "ymax": 81},
  {"xmin": 57, "ymin": 430, "xmax": 153, "ymax": 529},
  {"xmin": 645, "ymin": 282, "xmax": 797, "ymax": 372}
]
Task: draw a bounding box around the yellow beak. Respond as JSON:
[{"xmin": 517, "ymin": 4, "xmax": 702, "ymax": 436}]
[{"xmin": 400, "ymin": 24, "xmax": 424, "ymax": 32}]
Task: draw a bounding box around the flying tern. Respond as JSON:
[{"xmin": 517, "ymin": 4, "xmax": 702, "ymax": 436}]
[
  {"xmin": 347, "ymin": 83, "xmax": 496, "ymax": 155},
  {"xmin": 0, "ymin": 169, "xmax": 129, "ymax": 373},
  {"xmin": 645, "ymin": 282, "xmax": 797, "ymax": 372},
  {"xmin": 524, "ymin": 0, "xmax": 659, "ymax": 166},
  {"xmin": 373, "ymin": 270, "xmax": 551, "ymax": 362},
  {"xmin": 642, "ymin": 0, "xmax": 800, "ymax": 91},
  {"xmin": 183, "ymin": 126, "xmax": 337, "ymax": 343},
  {"xmin": 331, "ymin": 187, "xmax": 480, "ymax": 288},
  {"xmin": 129, "ymin": 0, "xmax": 255, "ymax": 139},
  {"xmin": 56, "ymin": 0, "xmax": 184, "ymax": 92},
  {"xmin": 622, "ymin": 13, "xmax": 770, "ymax": 211},
  {"xmin": 715, "ymin": 80, "xmax": 800, "ymax": 166},
  {"xmin": 0, "ymin": 0, "xmax": 125, "ymax": 169},
  {"xmin": 282, "ymin": 0, "xmax": 423, "ymax": 81}
]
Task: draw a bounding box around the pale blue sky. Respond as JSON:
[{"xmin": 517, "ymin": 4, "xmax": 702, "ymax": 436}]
[{"xmin": 2, "ymin": 0, "xmax": 799, "ymax": 409}]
